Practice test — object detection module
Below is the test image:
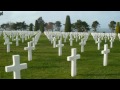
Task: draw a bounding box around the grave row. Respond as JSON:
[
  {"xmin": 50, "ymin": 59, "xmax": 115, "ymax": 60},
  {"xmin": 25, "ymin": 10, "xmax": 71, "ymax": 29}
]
[{"xmin": 1, "ymin": 31, "xmax": 119, "ymax": 78}]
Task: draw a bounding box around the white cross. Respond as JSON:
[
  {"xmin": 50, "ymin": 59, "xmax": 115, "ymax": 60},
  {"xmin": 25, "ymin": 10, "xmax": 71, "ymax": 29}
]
[
  {"xmin": 69, "ymin": 35, "xmax": 74, "ymax": 46},
  {"xmin": 63, "ymin": 35, "xmax": 67, "ymax": 43},
  {"xmin": 11, "ymin": 33, "xmax": 14, "ymax": 41},
  {"xmin": 30, "ymin": 38, "xmax": 35, "ymax": 49},
  {"xmin": 104, "ymin": 36, "xmax": 107, "ymax": 43},
  {"xmin": 101, "ymin": 44, "xmax": 110, "ymax": 66},
  {"xmin": 75, "ymin": 35, "xmax": 78, "ymax": 42},
  {"xmin": 25, "ymin": 35, "xmax": 27, "ymax": 41},
  {"xmin": 78, "ymin": 35, "xmax": 81, "ymax": 39},
  {"xmin": 110, "ymin": 37, "xmax": 114, "ymax": 48},
  {"xmin": 53, "ymin": 37, "xmax": 56, "ymax": 48},
  {"xmin": 50, "ymin": 36, "xmax": 53, "ymax": 44},
  {"xmin": 24, "ymin": 42, "xmax": 35, "ymax": 61},
  {"xmin": 56, "ymin": 40, "xmax": 64, "ymax": 56},
  {"xmin": 79, "ymin": 39, "xmax": 86, "ymax": 52},
  {"xmin": 14, "ymin": 36, "xmax": 20, "ymax": 46},
  {"xmin": 21, "ymin": 34, "xmax": 25, "ymax": 43},
  {"xmin": 4, "ymin": 38, "xmax": 12, "ymax": 52},
  {"xmin": 5, "ymin": 55, "xmax": 27, "ymax": 79},
  {"xmin": 96, "ymin": 38, "xmax": 101, "ymax": 50},
  {"xmin": 67, "ymin": 48, "xmax": 80, "ymax": 77}
]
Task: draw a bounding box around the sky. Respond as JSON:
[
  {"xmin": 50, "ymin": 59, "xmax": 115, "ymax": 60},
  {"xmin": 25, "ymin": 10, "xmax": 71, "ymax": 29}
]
[{"xmin": 0, "ymin": 11, "xmax": 120, "ymax": 28}]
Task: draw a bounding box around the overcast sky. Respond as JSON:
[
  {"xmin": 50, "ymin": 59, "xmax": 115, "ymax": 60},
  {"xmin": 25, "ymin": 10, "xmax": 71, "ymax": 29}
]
[{"xmin": 0, "ymin": 11, "xmax": 120, "ymax": 28}]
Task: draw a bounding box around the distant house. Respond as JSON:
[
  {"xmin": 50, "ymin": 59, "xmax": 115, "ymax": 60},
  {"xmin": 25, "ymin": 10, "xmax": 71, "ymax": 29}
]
[{"xmin": 45, "ymin": 22, "xmax": 55, "ymax": 31}]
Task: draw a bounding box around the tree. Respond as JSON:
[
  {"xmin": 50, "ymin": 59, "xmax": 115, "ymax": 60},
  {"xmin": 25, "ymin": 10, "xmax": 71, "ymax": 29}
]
[
  {"xmin": 11, "ymin": 23, "xmax": 17, "ymax": 30},
  {"xmin": 116, "ymin": 22, "xmax": 120, "ymax": 33},
  {"xmin": 71, "ymin": 20, "xmax": 90, "ymax": 32},
  {"xmin": 92, "ymin": 21, "xmax": 100, "ymax": 32},
  {"xmin": 34, "ymin": 20, "xmax": 39, "ymax": 31},
  {"xmin": 109, "ymin": 21, "xmax": 116, "ymax": 33},
  {"xmin": 55, "ymin": 21, "xmax": 62, "ymax": 31},
  {"xmin": 75, "ymin": 20, "xmax": 82, "ymax": 32},
  {"xmin": 0, "ymin": 21, "xmax": 29, "ymax": 30},
  {"xmin": 40, "ymin": 22, "xmax": 44, "ymax": 33},
  {"xmin": 37, "ymin": 17, "xmax": 45, "ymax": 32},
  {"xmin": 65, "ymin": 15, "xmax": 71, "ymax": 32},
  {"xmin": 71, "ymin": 23, "xmax": 76, "ymax": 31},
  {"xmin": 0, "ymin": 11, "xmax": 3, "ymax": 16},
  {"xmin": 81, "ymin": 21, "xmax": 90, "ymax": 32},
  {"xmin": 22, "ymin": 21, "xmax": 28, "ymax": 30},
  {"xmin": 29, "ymin": 23, "xmax": 34, "ymax": 31}
]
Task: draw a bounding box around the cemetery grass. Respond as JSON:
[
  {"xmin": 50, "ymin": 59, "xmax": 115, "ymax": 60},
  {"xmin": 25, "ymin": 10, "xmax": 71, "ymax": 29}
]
[{"xmin": 0, "ymin": 34, "xmax": 120, "ymax": 79}]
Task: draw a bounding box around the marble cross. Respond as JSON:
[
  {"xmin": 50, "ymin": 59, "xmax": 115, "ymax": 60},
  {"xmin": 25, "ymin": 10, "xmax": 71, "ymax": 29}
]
[
  {"xmin": 56, "ymin": 40, "xmax": 64, "ymax": 56},
  {"xmin": 96, "ymin": 37, "xmax": 101, "ymax": 50},
  {"xmin": 5, "ymin": 55, "xmax": 27, "ymax": 79},
  {"xmin": 4, "ymin": 38, "xmax": 12, "ymax": 52},
  {"xmin": 24, "ymin": 42, "xmax": 35, "ymax": 61},
  {"xmin": 101, "ymin": 44, "xmax": 110, "ymax": 66},
  {"xmin": 67, "ymin": 48, "xmax": 80, "ymax": 77},
  {"xmin": 79, "ymin": 39, "xmax": 86, "ymax": 52}
]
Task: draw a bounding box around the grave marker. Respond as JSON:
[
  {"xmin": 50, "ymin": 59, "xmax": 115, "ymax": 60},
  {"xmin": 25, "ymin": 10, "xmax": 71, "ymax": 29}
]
[
  {"xmin": 5, "ymin": 55, "xmax": 27, "ymax": 79},
  {"xmin": 67, "ymin": 48, "xmax": 80, "ymax": 77}
]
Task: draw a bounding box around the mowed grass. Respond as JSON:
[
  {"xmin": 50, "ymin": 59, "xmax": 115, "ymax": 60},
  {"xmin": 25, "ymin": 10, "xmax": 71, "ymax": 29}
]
[{"xmin": 0, "ymin": 33, "xmax": 120, "ymax": 79}]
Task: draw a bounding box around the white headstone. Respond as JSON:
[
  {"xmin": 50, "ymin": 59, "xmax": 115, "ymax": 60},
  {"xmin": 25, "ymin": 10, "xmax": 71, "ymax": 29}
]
[
  {"xmin": 110, "ymin": 37, "xmax": 114, "ymax": 48},
  {"xmin": 101, "ymin": 44, "xmax": 110, "ymax": 66},
  {"xmin": 69, "ymin": 35, "xmax": 74, "ymax": 46},
  {"xmin": 79, "ymin": 39, "xmax": 86, "ymax": 52},
  {"xmin": 75, "ymin": 35, "xmax": 78, "ymax": 42},
  {"xmin": 5, "ymin": 55, "xmax": 27, "ymax": 79},
  {"xmin": 32, "ymin": 38, "xmax": 35, "ymax": 48},
  {"xmin": 56, "ymin": 40, "xmax": 64, "ymax": 56},
  {"xmin": 104, "ymin": 36, "xmax": 107, "ymax": 43},
  {"xmin": 4, "ymin": 38, "xmax": 12, "ymax": 52},
  {"xmin": 67, "ymin": 48, "xmax": 80, "ymax": 77},
  {"xmin": 14, "ymin": 36, "xmax": 20, "ymax": 46},
  {"xmin": 21, "ymin": 34, "xmax": 25, "ymax": 43},
  {"xmin": 53, "ymin": 37, "xmax": 56, "ymax": 48},
  {"xmin": 24, "ymin": 42, "xmax": 35, "ymax": 61},
  {"xmin": 96, "ymin": 38, "xmax": 101, "ymax": 50},
  {"xmin": 63, "ymin": 35, "xmax": 67, "ymax": 43}
]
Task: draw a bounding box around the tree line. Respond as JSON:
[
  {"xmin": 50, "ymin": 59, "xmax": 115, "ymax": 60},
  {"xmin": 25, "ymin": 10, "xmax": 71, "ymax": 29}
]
[{"xmin": 0, "ymin": 15, "xmax": 120, "ymax": 33}]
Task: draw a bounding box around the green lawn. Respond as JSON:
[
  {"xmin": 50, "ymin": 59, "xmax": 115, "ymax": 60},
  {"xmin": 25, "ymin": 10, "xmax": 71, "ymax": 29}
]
[{"xmin": 0, "ymin": 33, "xmax": 120, "ymax": 79}]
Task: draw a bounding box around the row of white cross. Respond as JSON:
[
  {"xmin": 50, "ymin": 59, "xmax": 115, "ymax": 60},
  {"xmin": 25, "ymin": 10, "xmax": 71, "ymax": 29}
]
[
  {"xmin": 3, "ymin": 31, "xmax": 39, "ymax": 53},
  {"xmin": 3, "ymin": 31, "xmax": 115, "ymax": 78},
  {"xmin": 5, "ymin": 31, "xmax": 41, "ymax": 79},
  {"xmin": 5, "ymin": 44, "xmax": 110, "ymax": 78}
]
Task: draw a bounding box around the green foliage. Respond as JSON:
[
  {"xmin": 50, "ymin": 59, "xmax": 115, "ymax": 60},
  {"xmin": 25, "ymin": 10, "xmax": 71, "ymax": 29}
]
[
  {"xmin": 82, "ymin": 21, "xmax": 90, "ymax": 32},
  {"xmin": 65, "ymin": 15, "xmax": 71, "ymax": 32},
  {"xmin": 34, "ymin": 20, "xmax": 39, "ymax": 31},
  {"xmin": 40, "ymin": 23, "xmax": 44, "ymax": 33},
  {"xmin": 116, "ymin": 22, "xmax": 120, "ymax": 33},
  {"xmin": 72, "ymin": 20, "xmax": 90, "ymax": 32},
  {"xmin": 75, "ymin": 20, "xmax": 82, "ymax": 32},
  {"xmin": 29, "ymin": 23, "xmax": 34, "ymax": 31},
  {"xmin": 37, "ymin": 17, "xmax": 45, "ymax": 32},
  {"xmin": 11, "ymin": 23, "xmax": 17, "ymax": 30},
  {"xmin": 55, "ymin": 21, "xmax": 62, "ymax": 31},
  {"xmin": 109, "ymin": 21, "xmax": 116, "ymax": 33},
  {"xmin": 92, "ymin": 21, "xmax": 100, "ymax": 32},
  {"xmin": 0, "ymin": 21, "xmax": 28, "ymax": 30}
]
